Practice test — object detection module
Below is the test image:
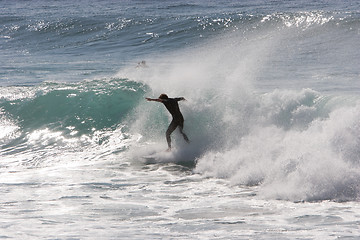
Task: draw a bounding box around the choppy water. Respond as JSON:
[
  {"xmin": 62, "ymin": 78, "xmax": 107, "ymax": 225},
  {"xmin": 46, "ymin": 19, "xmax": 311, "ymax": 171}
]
[{"xmin": 1, "ymin": 0, "xmax": 360, "ymax": 239}]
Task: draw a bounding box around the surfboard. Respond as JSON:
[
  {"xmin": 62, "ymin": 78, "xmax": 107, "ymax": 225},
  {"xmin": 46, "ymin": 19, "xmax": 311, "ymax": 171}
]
[
  {"xmin": 141, "ymin": 150, "xmax": 173, "ymax": 164},
  {"xmin": 142, "ymin": 155, "xmax": 157, "ymax": 164}
]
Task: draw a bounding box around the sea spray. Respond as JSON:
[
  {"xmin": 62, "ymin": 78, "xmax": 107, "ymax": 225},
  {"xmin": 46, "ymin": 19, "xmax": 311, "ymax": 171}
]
[{"xmin": 117, "ymin": 15, "xmax": 279, "ymax": 154}]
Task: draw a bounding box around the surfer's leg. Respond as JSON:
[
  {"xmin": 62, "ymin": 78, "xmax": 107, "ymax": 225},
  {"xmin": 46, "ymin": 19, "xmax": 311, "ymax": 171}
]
[
  {"xmin": 178, "ymin": 121, "xmax": 190, "ymax": 143},
  {"xmin": 166, "ymin": 119, "xmax": 177, "ymax": 149}
]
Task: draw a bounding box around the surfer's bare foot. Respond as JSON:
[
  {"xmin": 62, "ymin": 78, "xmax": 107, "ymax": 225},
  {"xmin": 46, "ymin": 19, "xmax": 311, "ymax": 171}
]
[{"xmin": 166, "ymin": 148, "xmax": 171, "ymax": 152}]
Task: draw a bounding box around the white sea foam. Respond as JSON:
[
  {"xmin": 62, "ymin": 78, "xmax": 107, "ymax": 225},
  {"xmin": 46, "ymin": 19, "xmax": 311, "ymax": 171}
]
[{"xmin": 195, "ymin": 97, "xmax": 360, "ymax": 201}]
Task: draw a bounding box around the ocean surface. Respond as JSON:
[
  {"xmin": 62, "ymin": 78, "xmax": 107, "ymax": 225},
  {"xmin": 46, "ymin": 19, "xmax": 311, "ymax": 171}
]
[{"xmin": 1, "ymin": 0, "xmax": 360, "ymax": 239}]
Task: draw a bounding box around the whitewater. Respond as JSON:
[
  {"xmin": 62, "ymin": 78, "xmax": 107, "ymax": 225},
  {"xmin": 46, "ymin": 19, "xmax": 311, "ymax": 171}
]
[{"xmin": 1, "ymin": 0, "xmax": 360, "ymax": 239}]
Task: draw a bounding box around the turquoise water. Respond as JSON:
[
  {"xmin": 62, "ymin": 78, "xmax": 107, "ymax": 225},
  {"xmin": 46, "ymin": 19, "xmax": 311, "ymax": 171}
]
[{"xmin": 1, "ymin": 1, "xmax": 360, "ymax": 239}]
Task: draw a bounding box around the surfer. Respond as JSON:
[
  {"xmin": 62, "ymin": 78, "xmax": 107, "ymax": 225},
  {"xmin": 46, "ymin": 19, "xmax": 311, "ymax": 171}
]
[{"xmin": 146, "ymin": 94, "xmax": 190, "ymax": 151}]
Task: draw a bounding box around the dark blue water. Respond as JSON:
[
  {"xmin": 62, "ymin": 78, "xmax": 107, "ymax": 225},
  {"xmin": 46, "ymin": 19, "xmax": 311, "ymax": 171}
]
[{"xmin": 1, "ymin": 0, "xmax": 359, "ymax": 87}]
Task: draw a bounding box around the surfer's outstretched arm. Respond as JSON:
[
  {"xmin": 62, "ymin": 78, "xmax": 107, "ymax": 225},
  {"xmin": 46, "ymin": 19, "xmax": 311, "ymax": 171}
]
[
  {"xmin": 176, "ymin": 97, "xmax": 186, "ymax": 101},
  {"xmin": 146, "ymin": 97, "xmax": 186, "ymax": 102},
  {"xmin": 145, "ymin": 97, "xmax": 163, "ymax": 102}
]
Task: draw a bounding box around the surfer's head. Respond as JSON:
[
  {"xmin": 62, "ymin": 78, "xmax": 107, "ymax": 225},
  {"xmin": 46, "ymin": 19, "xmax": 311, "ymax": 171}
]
[{"xmin": 159, "ymin": 94, "xmax": 168, "ymax": 99}]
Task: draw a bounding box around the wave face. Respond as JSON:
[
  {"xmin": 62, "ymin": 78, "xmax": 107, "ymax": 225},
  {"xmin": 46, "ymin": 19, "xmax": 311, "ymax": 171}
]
[
  {"xmin": 0, "ymin": 79, "xmax": 146, "ymax": 163},
  {"xmin": 1, "ymin": 1, "xmax": 360, "ymax": 202}
]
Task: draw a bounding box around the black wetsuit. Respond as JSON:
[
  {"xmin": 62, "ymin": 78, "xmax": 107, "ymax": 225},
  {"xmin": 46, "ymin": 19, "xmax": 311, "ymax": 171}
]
[{"xmin": 161, "ymin": 98, "xmax": 189, "ymax": 148}]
